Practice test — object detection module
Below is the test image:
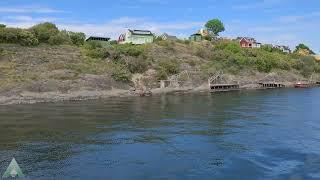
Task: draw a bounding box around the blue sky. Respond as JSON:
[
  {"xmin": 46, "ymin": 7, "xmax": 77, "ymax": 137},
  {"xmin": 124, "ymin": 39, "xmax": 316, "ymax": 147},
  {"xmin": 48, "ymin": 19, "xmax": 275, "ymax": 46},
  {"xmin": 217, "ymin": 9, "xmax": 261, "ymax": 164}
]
[{"xmin": 0, "ymin": 0, "xmax": 319, "ymax": 53}]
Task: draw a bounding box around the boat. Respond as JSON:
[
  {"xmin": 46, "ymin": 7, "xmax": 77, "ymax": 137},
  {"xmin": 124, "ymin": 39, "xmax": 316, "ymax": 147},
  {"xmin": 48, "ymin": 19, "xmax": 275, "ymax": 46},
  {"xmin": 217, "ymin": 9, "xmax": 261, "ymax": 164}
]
[{"xmin": 294, "ymin": 82, "xmax": 311, "ymax": 88}]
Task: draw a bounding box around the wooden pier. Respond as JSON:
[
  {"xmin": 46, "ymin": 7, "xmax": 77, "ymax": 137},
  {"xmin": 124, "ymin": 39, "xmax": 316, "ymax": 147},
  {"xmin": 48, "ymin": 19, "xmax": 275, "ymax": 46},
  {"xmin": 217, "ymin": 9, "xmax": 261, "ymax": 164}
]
[
  {"xmin": 210, "ymin": 84, "xmax": 240, "ymax": 92},
  {"xmin": 258, "ymin": 82, "xmax": 285, "ymax": 88}
]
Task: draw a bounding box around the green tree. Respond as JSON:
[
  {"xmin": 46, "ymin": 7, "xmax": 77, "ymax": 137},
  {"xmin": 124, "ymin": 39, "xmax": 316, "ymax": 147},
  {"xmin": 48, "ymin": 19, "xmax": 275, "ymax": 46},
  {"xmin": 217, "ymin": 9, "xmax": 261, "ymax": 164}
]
[
  {"xmin": 205, "ymin": 19, "xmax": 225, "ymax": 36},
  {"xmin": 30, "ymin": 22, "xmax": 59, "ymax": 43}
]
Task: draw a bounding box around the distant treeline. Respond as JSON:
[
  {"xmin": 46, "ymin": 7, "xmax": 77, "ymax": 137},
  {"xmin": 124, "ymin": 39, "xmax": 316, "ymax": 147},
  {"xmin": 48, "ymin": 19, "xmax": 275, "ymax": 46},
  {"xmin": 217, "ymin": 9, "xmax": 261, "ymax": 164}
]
[{"xmin": 0, "ymin": 22, "xmax": 85, "ymax": 46}]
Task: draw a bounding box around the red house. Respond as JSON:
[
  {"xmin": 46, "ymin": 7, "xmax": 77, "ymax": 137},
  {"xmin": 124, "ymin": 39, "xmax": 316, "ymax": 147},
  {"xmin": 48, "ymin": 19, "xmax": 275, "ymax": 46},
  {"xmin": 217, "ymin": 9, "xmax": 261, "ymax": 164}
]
[{"xmin": 238, "ymin": 37, "xmax": 261, "ymax": 48}]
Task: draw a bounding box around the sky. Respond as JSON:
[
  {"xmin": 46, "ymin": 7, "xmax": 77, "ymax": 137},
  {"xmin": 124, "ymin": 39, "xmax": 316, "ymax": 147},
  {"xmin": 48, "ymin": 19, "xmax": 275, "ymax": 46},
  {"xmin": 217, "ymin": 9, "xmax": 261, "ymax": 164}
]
[{"xmin": 0, "ymin": 0, "xmax": 319, "ymax": 53}]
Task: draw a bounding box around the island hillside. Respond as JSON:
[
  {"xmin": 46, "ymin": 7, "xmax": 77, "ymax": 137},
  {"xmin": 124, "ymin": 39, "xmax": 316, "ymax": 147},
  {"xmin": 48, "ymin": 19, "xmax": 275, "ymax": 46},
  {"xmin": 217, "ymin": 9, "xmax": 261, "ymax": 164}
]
[{"xmin": 0, "ymin": 22, "xmax": 319, "ymax": 104}]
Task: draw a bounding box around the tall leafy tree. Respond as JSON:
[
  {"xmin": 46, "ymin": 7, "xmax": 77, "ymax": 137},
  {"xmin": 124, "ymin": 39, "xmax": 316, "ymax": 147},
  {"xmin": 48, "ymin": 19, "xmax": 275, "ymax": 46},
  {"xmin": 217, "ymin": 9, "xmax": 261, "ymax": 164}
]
[{"xmin": 205, "ymin": 19, "xmax": 225, "ymax": 37}]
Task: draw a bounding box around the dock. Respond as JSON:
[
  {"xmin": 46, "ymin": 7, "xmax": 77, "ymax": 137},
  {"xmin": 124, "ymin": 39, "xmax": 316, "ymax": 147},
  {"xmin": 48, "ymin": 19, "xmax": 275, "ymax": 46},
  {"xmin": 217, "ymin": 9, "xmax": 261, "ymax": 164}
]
[
  {"xmin": 210, "ymin": 84, "xmax": 240, "ymax": 92},
  {"xmin": 258, "ymin": 82, "xmax": 285, "ymax": 88}
]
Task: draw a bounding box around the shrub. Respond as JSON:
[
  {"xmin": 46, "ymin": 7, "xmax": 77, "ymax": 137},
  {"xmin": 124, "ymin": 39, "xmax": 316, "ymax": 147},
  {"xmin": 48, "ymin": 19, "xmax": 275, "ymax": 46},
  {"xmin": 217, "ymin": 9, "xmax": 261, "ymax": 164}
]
[
  {"xmin": 83, "ymin": 41, "xmax": 110, "ymax": 59},
  {"xmin": 256, "ymin": 59, "xmax": 272, "ymax": 72},
  {"xmin": 159, "ymin": 59, "xmax": 179, "ymax": 74},
  {"xmin": 69, "ymin": 32, "xmax": 86, "ymax": 46},
  {"xmin": 127, "ymin": 58, "xmax": 149, "ymax": 73},
  {"xmin": 48, "ymin": 30, "xmax": 72, "ymax": 45},
  {"xmin": 156, "ymin": 59, "xmax": 179, "ymax": 79},
  {"xmin": 156, "ymin": 68, "xmax": 168, "ymax": 80},
  {"xmin": 86, "ymin": 48, "xmax": 110, "ymax": 59},
  {"xmin": 109, "ymin": 40, "xmax": 118, "ymax": 45},
  {"xmin": 84, "ymin": 41, "xmax": 103, "ymax": 50},
  {"xmin": 0, "ymin": 28, "xmax": 19, "ymax": 43},
  {"xmin": 30, "ymin": 22, "xmax": 59, "ymax": 43},
  {"xmin": 114, "ymin": 44, "xmax": 146, "ymax": 57},
  {"xmin": 0, "ymin": 28, "xmax": 38, "ymax": 46},
  {"xmin": 224, "ymin": 42, "xmax": 241, "ymax": 53},
  {"xmin": 157, "ymin": 40, "xmax": 175, "ymax": 51},
  {"xmin": 0, "ymin": 24, "xmax": 5, "ymax": 28},
  {"xmin": 18, "ymin": 30, "xmax": 39, "ymax": 46},
  {"xmin": 111, "ymin": 63, "xmax": 131, "ymax": 82}
]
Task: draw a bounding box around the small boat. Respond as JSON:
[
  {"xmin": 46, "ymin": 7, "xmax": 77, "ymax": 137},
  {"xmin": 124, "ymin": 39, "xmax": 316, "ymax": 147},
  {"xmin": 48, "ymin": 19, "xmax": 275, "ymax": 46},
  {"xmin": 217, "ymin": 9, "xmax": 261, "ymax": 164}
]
[{"xmin": 294, "ymin": 82, "xmax": 311, "ymax": 88}]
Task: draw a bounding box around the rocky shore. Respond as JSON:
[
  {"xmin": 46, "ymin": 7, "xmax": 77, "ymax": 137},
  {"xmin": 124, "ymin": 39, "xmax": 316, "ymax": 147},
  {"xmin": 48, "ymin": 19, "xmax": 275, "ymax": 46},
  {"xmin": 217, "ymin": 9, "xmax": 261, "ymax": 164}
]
[{"xmin": 0, "ymin": 81, "xmax": 304, "ymax": 106}]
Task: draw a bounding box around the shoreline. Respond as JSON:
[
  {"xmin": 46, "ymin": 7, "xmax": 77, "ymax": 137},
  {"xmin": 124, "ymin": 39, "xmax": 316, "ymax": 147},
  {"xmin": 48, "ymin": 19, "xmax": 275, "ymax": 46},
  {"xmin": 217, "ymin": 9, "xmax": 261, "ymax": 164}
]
[{"xmin": 0, "ymin": 83, "xmax": 314, "ymax": 106}]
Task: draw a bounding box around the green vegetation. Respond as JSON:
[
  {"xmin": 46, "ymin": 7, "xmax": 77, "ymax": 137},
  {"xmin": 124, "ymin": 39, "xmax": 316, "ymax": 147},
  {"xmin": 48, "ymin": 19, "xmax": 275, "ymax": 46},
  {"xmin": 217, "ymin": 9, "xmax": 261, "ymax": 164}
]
[
  {"xmin": 200, "ymin": 41, "xmax": 320, "ymax": 77},
  {"xmin": 0, "ymin": 22, "xmax": 85, "ymax": 47},
  {"xmin": 205, "ymin": 19, "xmax": 225, "ymax": 37},
  {"xmin": 156, "ymin": 59, "xmax": 180, "ymax": 80},
  {"xmin": 31, "ymin": 22, "xmax": 60, "ymax": 43},
  {"xmin": 1, "ymin": 21, "xmax": 319, "ymax": 90},
  {"xmin": 0, "ymin": 27, "xmax": 39, "ymax": 46}
]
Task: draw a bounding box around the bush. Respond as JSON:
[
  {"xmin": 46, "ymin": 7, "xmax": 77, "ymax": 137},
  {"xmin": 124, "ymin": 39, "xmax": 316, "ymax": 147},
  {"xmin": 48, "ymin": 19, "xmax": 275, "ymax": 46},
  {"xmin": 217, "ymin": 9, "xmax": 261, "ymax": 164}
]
[
  {"xmin": 157, "ymin": 40, "xmax": 175, "ymax": 51},
  {"xmin": 18, "ymin": 30, "xmax": 39, "ymax": 46},
  {"xmin": 127, "ymin": 58, "xmax": 149, "ymax": 73},
  {"xmin": 159, "ymin": 59, "xmax": 179, "ymax": 74},
  {"xmin": 0, "ymin": 28, "xmax": 38, "ymax": 46},
  {"xmin": 114, "ymin": 44, "xmax": 146, "ymax": 57},
  {"xmin": 83, "ymin": 41, "xmax": 110, "ymax": 59},
  {"xmin": 0, "ymin": 24, "xmax": 5, "ymax": 28},
  {"xmin": 256, "ymin": 59, "xmax": 272, "ymax": 72},
  {"xmin": 86, "ymin": 48, "xmax": 110, "ymax": 59},
  {"xmin": 0, "ymin": 23, "xmax": 87, "ymax": 47},
  {"xmin": 156, "ymin": 68, "xmax": 168, "ymax": 80},
  {"xmin": 111, "ymin": 63, "xmax": 131, "ymax": 82},
  {"xmin": 0, "ymin": 28, "xmax": 19, "ymax": 43},
  {"xmin": 214, "ymin": 41, "xmax": 240, "ymax": 52},
  {"xmin": 30, "ymin": 22, "xmax": 59, "ymax": 43},
  {"xmin": 156, "ymin": 59, "xmax": 179, "ymax": 79},
  {"xmin": 109, "ymin": 40, "xmax": 118, "ymax": 45},
  {"xmin": 69, "ymin": 32, "xmax": 86, "ymax": 46},
  {"xmin": 48, "ymin": 30, "xmax": 72, "ymax": 45},
  {"xmin": 84, "ymin": 41, "xmax": 103, "ymax": 50}
]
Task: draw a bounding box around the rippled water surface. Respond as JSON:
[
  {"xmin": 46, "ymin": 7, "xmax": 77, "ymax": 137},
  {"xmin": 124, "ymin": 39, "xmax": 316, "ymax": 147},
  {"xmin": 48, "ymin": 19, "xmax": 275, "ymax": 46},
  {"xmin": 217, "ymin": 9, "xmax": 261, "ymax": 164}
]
[{"xmin": 1, "ymin": 88, "xmax": 320, "ymax": 179}]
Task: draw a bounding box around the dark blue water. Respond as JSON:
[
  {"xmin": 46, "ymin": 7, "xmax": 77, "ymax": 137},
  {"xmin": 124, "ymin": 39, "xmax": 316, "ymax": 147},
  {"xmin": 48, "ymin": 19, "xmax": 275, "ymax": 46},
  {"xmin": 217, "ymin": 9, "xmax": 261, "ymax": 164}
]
[{"xmin": 0, "ymin": 88, "xmax": 320, "ymax": 180}]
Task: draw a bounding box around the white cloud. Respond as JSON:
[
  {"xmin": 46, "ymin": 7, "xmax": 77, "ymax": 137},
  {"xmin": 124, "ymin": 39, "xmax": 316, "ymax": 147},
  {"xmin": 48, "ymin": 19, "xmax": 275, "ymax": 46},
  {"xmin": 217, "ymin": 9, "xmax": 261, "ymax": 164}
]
[{"xmin": 0, "ymin": 6, "xmax": 67, "ymax": 13}]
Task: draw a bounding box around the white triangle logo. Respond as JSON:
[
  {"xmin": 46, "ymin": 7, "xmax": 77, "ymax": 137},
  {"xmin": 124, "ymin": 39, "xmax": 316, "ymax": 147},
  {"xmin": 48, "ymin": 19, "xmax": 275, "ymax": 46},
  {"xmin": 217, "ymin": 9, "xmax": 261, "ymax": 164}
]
[{"xmin": 2, "ymin": 158, "xmax": 25, "ymax": 179}]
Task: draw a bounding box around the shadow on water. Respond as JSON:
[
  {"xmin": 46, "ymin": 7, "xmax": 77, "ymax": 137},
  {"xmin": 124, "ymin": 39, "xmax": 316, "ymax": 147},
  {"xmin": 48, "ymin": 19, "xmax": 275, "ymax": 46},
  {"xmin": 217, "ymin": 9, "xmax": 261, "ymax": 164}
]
[{"xmin": 0, "ymin": 88, "xmax": 320, "ymax": 179}]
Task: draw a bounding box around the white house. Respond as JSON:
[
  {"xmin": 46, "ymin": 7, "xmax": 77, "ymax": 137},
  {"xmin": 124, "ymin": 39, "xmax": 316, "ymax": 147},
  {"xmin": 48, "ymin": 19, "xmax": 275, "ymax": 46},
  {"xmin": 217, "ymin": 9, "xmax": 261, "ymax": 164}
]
[{"xmin": 118, "ymin": 29, "xmax": 154, "ymax": 45}]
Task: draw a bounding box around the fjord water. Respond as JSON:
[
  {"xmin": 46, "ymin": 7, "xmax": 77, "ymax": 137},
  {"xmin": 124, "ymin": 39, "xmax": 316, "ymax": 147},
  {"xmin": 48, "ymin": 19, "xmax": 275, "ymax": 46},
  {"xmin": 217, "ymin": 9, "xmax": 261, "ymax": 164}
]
[{"xmin": 0, "ymin": 88, "xmax": 320, "ymax": 180}]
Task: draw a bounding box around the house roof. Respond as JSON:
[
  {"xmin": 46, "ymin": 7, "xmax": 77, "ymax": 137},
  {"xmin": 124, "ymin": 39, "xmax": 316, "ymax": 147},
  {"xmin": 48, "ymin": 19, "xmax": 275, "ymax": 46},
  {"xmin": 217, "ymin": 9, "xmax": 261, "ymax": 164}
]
[
  {"xmin": 239, "ymin": 37, "xmax": 256, "ymax": 43},
  {"xmin": 161, "ymin": 33, "xmax": 178, "ymax": 40},
  {"xmin": 128, "ymin": 29, "xmax": 153, "ymax": 36},
  {"xmin": 281, "ymin": 46, "xmax": 291, "ymax": 50},
  {"xmin": 190, "ymin": 33, "xmax": 202, "ymax": 36},
  {"xmin": 86, "ymin": 36, "xmax": 110, "ymax": 41}
]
